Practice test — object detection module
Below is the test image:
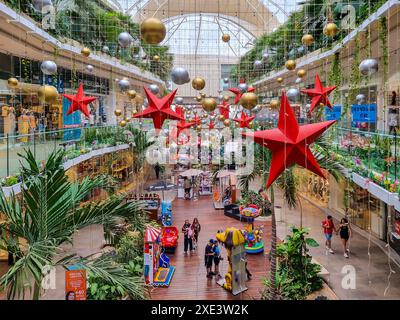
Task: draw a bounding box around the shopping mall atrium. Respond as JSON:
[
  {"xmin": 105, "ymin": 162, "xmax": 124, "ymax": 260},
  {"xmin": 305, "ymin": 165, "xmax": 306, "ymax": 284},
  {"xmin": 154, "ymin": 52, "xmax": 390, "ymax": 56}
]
[{"xmin": 0, "ymin": 0, "xmax": 400, "ymax": 305}]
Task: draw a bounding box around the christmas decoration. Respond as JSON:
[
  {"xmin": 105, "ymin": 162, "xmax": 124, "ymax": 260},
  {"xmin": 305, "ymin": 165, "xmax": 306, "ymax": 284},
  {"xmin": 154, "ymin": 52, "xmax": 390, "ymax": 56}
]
[
  {"xmin": 140, "ymin": 18, "xmax": 166, "ymax": 45},
  {"xmin": 218, "ymin": 100, "xmax": 230, "ymax": 119},
  {"xmin": 132, "ymin": 87, "xmax": 183, "ymax": 129},
  {"xmin": 243, "ymin": 91, "xmax": 336, "ymax": 189},
  {"xmin": 229, "ymin": 80, "xmax": 255, "ymax": 105},
  {"xmin": 234, "ymin": 111, "xmax": 256, "ymax": 129},
  {"xmin": 301, "ymin": 74, "xmax": 336, "ymax": 113},
  {"xmin": 63, "ymin": 83, "xmax": 96, "ymax": 118}
]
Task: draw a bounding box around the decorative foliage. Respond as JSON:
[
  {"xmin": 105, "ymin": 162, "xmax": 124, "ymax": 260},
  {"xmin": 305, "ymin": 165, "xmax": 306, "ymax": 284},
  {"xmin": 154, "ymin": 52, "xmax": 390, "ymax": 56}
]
[{"xmin": 263, "ymin": 227, "xmax": 323, "ymax": 300}]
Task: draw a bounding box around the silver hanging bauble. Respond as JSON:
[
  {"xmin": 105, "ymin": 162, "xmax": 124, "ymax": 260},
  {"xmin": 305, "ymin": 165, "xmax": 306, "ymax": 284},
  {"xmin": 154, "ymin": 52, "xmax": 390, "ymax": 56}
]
[
  {"xmin": 171, "ymin": 67, "xmax": 190, "ymax": 85},
  {"xmin": 253, "ymin": 60, "xmax": 263, "ymax": 70},
  {"xmin": 295, "ymin": 77, "xmax": 303, "ymax": 84},
  {"xmin": 223, "ymin": 78, "xmax": 229, "ymax": 84},
  {"xmin": 102, "ymin": 45, "xmax": 110, "ymax": 54},
  {"xmin": 33, "ymin": 0, "xmax": 52, "ymax": 11},
  {"xmin": 118, "ymin": 32, "xmax": 133, "ymax": 48},
  {"xmin": 143, "ymin": 98, "xmax": 149, "ymax": 108},
  {"xmin": 175, "ymin": 97, "xmax": 184, "ymax": 105},
  {"xmin": 118, "ymin": 79, "xmax": 130, "ymax": 91},
  {"xmin": 287, "ymin": 88, "xmax": 300, "ymax": 102},
  {"xmin": 238, "ymin": 83, "xmax": 248, "ymax": 93},
  {"xmin": 359, "ymin": 58, "xmax": 379, "ymax": 76},
  {"xmin": 356, "ymin": 94, "xmax": 366, "ymax": 104},
  {"xmin": 149, "ymin": 84, "xmax": 160, "ymax": 95},
  {"xmin": 40, "ymin": 60, "xmax": 57, "ymax": 75},
  {"xmin": 86, "ymin": 64, "xmax": 94, "ymax": 72}
]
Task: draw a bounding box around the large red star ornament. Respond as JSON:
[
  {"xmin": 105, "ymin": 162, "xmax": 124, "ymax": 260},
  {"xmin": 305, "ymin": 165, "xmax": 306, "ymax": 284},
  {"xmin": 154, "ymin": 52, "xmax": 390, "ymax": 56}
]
[
  {"xmin": 243, "ymin": 91, "xmax": 336, "ymax": 190},
  {"xmin": 132, "ymin": 88, "xmax": 183, "ymax": 129},
  {"xmin": 229, "ymin": 79, "xmax": 255, "ymax": 105},
  {"xmin": 301, "ymin": 74, "xmax": 336, "ymax": 113},
  {"xmin": 63, "ymin": 83, "xmax": 96, "ymax": 118},
  {"xmin": 218, "ymin": 100, "xmax": 231, "ymax": 119},
  {"xmin": 234, "ymin": 111, "xmax": 255, "ymax": 129}
]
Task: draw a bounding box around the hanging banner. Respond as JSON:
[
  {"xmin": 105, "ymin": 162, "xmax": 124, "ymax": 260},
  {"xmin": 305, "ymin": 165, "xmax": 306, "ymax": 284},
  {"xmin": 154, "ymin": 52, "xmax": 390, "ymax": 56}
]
[
  {"xmin": 65, "ymin": 268, "xmax": 87, "ymax": 300},
  {"xmin": 63, "ymin": 96, "xmax": 81, "ymax": 141},
  {"xmin": 325, "ymin": 105, "xmax": 341, "ymax": 121},
  {"xmin": 351, "ymin": 103, "xmax": 377, "ymax": 128}
]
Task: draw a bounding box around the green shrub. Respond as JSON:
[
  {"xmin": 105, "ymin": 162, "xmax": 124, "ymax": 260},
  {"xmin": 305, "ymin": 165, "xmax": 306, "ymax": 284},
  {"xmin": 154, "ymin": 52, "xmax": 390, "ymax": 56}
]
[{"xmin": 264, "ymin": 226, "xmax": 323, "ymax": 300}]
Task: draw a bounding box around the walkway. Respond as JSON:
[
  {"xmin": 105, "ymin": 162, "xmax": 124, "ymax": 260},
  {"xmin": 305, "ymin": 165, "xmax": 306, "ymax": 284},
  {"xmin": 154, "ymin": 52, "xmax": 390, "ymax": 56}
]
[
  {"xmin": 274, "ymin": 191, "xmax": 400, "ymax": 300},
  {"xmin": 150, "ymin": 196, "xmax": 271, "ymax": 300}
]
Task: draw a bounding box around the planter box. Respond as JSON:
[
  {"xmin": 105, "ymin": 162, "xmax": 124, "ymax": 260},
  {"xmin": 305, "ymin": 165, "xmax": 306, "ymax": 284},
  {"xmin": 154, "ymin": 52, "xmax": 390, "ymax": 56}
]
[
  {"xmin": 368, "ymin": 182, "xmax": 392, "ymax": 204},
  {"xmin": 2, "ymin": 182, "xmax": 22, "ymax": 197},
  {"xmin": 352, "ymin": 172, "xmax": 368, "ymax": 189},
  {"xmin": 392, "ymin": 194, "xmax": 400, "ymax": 211}
]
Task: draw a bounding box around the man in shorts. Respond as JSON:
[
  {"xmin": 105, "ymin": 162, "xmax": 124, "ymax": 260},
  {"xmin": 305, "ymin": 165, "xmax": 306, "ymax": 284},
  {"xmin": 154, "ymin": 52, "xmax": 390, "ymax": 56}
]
[{"xmin": 322, "ymin": 215, "xmax": 336, "ymax": 254}]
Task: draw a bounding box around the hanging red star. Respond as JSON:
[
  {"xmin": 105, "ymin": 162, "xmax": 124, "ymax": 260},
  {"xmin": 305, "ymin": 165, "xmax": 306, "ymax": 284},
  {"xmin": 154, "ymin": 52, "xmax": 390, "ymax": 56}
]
[
  {"xmin": 301, "ymin": 74, "xmax": 336, "ymax": 113},
  {"xmin": 218, "ymin": 100, "xmax": 231, "ymax": 119},
  {"xmin": 175, "ymin": 106, "xmax": 196, "ymax": 136},
  {"xmin": 229, "ymin": 79, "xmax": 255, "ymax": 105},
  {"xmin": 234, "ymin": 111, "xmax": 255, "ymax": 129},
  {"xmin": 242, "ymin": 91, "xmax": 336, "ymax": 190},
  {"xmin": 209, "ymin": 120, "xmax": 215, "ymax": 129},
  {"xmin": 63, "ymin": 83, "xmax": 96, "ymax": 118},
  {"xmin": 132, "ymin": 88, "xmax": 183, "ymax": 129}
]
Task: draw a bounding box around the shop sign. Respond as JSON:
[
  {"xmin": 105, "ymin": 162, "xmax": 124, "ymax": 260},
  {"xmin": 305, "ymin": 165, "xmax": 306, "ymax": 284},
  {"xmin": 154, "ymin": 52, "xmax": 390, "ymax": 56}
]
[
  {"xmin": 351, "ymin": 103, "xmax": 377, "ymax": 127},
  {"xmin": 65, "ymin": 267, "xmax": 86, "ymax": 300},
  {"xmin": 325, "ymin": 105, "xmax": 341, "ymax": 120}
]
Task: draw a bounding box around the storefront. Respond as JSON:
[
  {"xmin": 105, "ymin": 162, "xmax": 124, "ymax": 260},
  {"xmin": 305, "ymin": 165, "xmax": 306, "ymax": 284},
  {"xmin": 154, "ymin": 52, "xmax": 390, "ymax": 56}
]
[
  {"xmin": 329, "ymin": 176, "xmax": 387, "ymax": 240},
  {"xmin": 389, "ymin": 207, "xmax": 400, "ymax": 255},
  {"xmin": 297, "ymin": 167, "xmax": 387, "ymax": 241},
  {"xmin": 294, "ymin": 167, "xmax": 330, "ymax": 208},
  {"xmin": 0, "ymin": 53, "xmax": 111, "ymax": 138}
]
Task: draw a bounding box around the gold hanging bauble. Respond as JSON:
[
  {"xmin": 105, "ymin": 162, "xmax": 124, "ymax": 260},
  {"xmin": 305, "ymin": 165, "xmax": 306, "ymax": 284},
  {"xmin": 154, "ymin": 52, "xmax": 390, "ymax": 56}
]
[
  {"xmin": 114, "ymin": 109, "xmax": 122, "ymax": 117},
  {"xmin": 202, "ymin": 98, "xmax": 217, "ymax": 112},
  {"xmin": 7, "ymin": 77, "xmax": 19, "ymax": 88},
  {"xmin": 81, "ymin": 47, "xmax": 91, "ymax": 57},
  {"xmin": 218, "ymin": 115, "xmax": 225, "ymax": 121},
  {"xmin": 200, "ymin": 93, "xmax": 207, "ymax": 98},
  {"xmin": 297, "ymin": 69, "xmax": 306, "ymax": 78},
  {"xmin": 140, "ymin": 18, "xmax": 166, "ymax": 45},
  {"xmin": 196, "ymin": 95, "xmax": 203, "ymax": 102},
  {"xmin": 127, "ymin": 90, "xmax": 137, "ymax": 99},
  {"xmin": 119, "ymin": 120, "xmax": 127, "ymax": 128},
  {"xmin": 223, "ymin": 119, "xmax": 230, "ymax": 127},
  {"xmin": 269, "ymin": 100, "xmax": 280, "ymax": 109},
  {"xmin": 196, "ymin": 125, "xmax": 202, "ymax": 132},
  {"xmin": 248, "ymin": 121, "xmax": 254, "ymax": 128},
  {"xmin": 240, "ymin": 92, "xmax": 258, "ymax": 110},
  {"xmin": 222, "ymin": 34, "xmax": 231, "ymax": 42},
  {"xmin": 192, "ymin": 77, "xmax": 206, "ymax": 91},
  {"xmin": 37, "ymin": 85, "xmax": 58, "ymax": 104},
  {"xmin": 277, "ymin": 77, "xmax": 283, "ymax": 84},
  {"xmin": 132, "ymin": 110, "xmax": 138, "ymax": 117},
  {"xmin": 223, "ymin": 95, "xmax": 230, "ymax": 102},
  {"xmin": 153, "ymin": 55, "xmax": 160, "ymax": 62},
  {"xmin": 285, "ymin": 60, "xmax": 296, "ymax": 71},
  {"xmin": 202, "ymin": 113, "xmax": 208, "ymax": 119},
  {"xmin": 323, "ymin": 22, "xmax": 339, "ymax": 37},
  {"xmin": 301, "ymin": 34, "xmax": 314, "ymax": 46},
  {"xmin": 135, "ymin": 94, "xmax": 144, "ymax": 106}
]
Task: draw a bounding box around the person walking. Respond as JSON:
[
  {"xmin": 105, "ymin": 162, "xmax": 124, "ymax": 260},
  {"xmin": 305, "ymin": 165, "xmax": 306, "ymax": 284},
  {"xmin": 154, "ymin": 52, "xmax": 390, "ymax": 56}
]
[
  {"xmin": 182, "ymin": 219, "xmax": 193, "ymax": 254},
  {"xmin": 191, "ymin": 218, "xmax": 201, "ymax": 249},
  {"xmin": 183, "ymin": 177, "xmax": 192, "ymax": 200},
  {"xmin": 322, "ymin": 215, "xmax": 336, "ymax": 254},
  {"xmin": 337, "ymin": 218, "xmax": 352, "ymax": 258},
  {"xmin": 212, "ymin": 240, "xmax": 222, "ymax": 280},
  {"xmin": 205, "ymin": 239, "xmax": 214, "ymax": 278}
]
